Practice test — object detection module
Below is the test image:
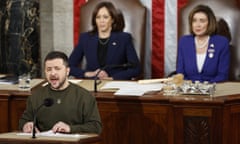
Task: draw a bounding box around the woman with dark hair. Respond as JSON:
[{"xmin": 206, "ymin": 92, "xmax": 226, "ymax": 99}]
[
  {"xmin": 69, "ymin": 1, "xmax": 141, "ymax": 80},
  {"xmin": 176, "ymin": 4, "xmax": 230, "ymax": 83}
]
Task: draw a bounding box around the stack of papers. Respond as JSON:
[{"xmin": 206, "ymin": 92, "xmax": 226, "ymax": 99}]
[
  {"xmin": 100, "ymin": 81, "xmax": 163, "ymax": 96},
  {"xmin": 0, "ymin": 75, "xmax": 18, "ymax": 85},
  {"xmin": 17, "ymin": 130, "xmax": 86, "ymax": 138}
]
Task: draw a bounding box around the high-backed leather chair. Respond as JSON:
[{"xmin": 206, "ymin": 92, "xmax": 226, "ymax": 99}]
[
  {"xmin": 79, "ymin": 0, "xmax": 146, "ymax": 78},
  {"xmin": 179, "ymin": 0, "xmax": 240, "ymax": 81}
]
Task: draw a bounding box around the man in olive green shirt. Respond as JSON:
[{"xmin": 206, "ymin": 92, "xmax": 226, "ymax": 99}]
[{"xmin": 19, "ymin": 51, "xmax": 102, "ymax": 134}]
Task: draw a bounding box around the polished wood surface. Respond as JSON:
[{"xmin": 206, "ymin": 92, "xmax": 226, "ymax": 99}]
[
  {"xmin": 0, "ymin": 92, "xmax": 10, "ymax": 132},
  {"xmin": 86, "ymin": 80, "xmax": 240, "ymax": 144},
  {"xmin": 1, "ymin": 80, "xmax": 240, "ymax": 144},
  {"xmin": 0, "ymin": 132, "xmax": 100, "ymax": 144}
]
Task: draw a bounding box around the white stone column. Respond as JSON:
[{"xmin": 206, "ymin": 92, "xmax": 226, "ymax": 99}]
[{"xmin": 40, "ymin": 0, "xmax": 73, "ymax": 76}]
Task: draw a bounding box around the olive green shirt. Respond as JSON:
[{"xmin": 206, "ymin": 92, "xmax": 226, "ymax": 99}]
[{"xmin": 19, "ymin": 82, "xmax": 102, "ymax": 134}]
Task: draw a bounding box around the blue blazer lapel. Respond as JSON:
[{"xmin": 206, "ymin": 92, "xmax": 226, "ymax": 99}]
[
  {"xmin": 202, "ymin": 37, "xmax": 213, "ymax": 72},
  {"xmin": 189, "ymin": 37, "xmax": 199, "ymax": 73},
  {"xmin": 89, "ymin": 35, "xmax": 100, "ymax": 67},
  {"xmin": 105, "ymin": 33, "xmax": 119, "ymax": 64}
]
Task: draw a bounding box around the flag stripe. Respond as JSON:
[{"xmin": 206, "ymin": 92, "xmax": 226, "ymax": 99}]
[
  {"xmin": 164, "ymin": 0, "xmax": 178, "ymax": 76},
  {"xmin": 73, "ymin": 0, "xmax": 86, "ymax": 47},
  {"xmin": 152, "ymin": 0, "xmax": 165, "ymax": 78}
]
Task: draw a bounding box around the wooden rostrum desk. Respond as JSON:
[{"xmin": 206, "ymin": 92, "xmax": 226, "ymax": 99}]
[
  {"xmin": 1, "ymin": 80, "xmax": 240, "ymax": 144},
  {"xmin": 0, "ymin": 132, "xmax": 100, "ymax": 144},
  {"xmin": 0, "ymin": 79, "xmax": 44, "ymax": 133}
]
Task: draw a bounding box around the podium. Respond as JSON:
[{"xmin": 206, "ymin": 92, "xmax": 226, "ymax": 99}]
[
  {"xmin": 0, "ymin": 132, "xmax": 100, "ymax": 144},
  {"xmin": 3, "ymin": 80, "xmax": 240, "ymax": 143}
]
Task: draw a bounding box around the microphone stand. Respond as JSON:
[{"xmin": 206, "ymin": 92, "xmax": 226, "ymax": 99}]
[
  {"xmin": 32, "ymin": 110, "xmax": 37, "ymax": 138},
  {"xmin": 93, "ymin": 63, "xmax": 135, "ymax": 92},
  {"xmin": 94, "ymin": 68, "xmax": 105, "ymax": 93},
  {"xmin": 32, "ymin": 104, "xmax": 43, "ymax": 138},
  {"xmin": 32, "ymin": 98, "xmax": 54, "ymax": 138}
]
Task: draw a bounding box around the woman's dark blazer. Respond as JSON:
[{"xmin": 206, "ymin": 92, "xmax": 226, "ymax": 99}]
[
  {"xmin": 176, "ymin": 35, "xmax": 230, "ymax": 83},
  {"xmin": 69, "ymin": 32, "xmax": 141, "ymax": 80}
]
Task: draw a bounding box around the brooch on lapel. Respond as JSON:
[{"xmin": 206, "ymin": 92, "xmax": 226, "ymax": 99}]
[
  {"xmin": 208, "ymin": 44, "xmax": 215, "ymax": 58},
  {"xmin": 112, "ymin": 42, "xmax": 117, "ymax": 46}
]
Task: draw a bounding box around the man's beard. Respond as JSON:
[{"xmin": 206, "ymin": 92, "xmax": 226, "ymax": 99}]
[{"xmin": 51, "ymin": 77, "xmax": 67, "ymax": 90}]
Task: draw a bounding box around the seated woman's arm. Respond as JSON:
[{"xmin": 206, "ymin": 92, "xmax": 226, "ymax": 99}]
[
  {"xmin": 69, "ymin": 34, "xmax": 87, "ymax": 78},
  {"xmin": 210, "ymin": 37, "xmax": 230, "ymax": 82},
  {"xmin": 110, "ymin": 33, "xmax": 141, "ymax": 80}
]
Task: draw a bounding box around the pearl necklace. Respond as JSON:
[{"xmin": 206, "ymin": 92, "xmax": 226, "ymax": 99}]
[{"xmin": 195, "ymin": 36, "xmax": 209, "ymax": 49}]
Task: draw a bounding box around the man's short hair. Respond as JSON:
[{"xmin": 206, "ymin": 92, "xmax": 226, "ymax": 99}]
[{"xmin": 44, "ymin": 51, "xmax": 69, "ymax": 67}]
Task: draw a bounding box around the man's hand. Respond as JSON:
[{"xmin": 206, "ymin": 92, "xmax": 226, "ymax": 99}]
[
  {"xmin": 84, "ymin": 69, "xmax": 110, "ymax": 80},
  {"xmin": 97, "ymin": 69, "xmax": 109, "ymax": 79},
  {"xmin": 22, "ymin": 122, "xmax": 40, "ymax": 133},
  {"xmin": 52, "ymin": 121, "xmax": 70, "ymax": 133}
]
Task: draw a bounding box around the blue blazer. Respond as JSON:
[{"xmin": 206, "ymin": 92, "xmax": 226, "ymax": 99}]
[
  {"xmin": 176, "ymin": 35, "xmax": 230, "ymax": 83},
  {"xmin": 69, "ymin": 32, "xmax": 141, "ymax": 80}
]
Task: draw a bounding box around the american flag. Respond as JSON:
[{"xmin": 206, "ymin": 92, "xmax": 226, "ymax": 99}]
[{"xmin": 73, "ymin": 0, "xmax": 188, "ymax": 78}]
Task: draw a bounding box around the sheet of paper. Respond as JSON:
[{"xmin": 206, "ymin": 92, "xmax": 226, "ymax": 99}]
[
  {"xmin": 101, "ymin": 81, "xmax": 135, "ymax": 90},
  {"xmin": 42, "ymin": 79, "xmax": 82, "ymax": 87},
  {"xmin": 101, "ymin": 81, "xmax": 163, "ymax": 96},
  {"xmin": 0, "ymin": 74, "xmax": 6, "ymax": 78},
  {"xmin": 68, "ymin": 79, "xmax": 82, "ymax": 84},
  {"xmin": 0, "ymin": 75, "xmax": 18, "ymax": 85},
  {"xmin": 17, "ymin": 130, "xmax": 86, "ymax": 138}
]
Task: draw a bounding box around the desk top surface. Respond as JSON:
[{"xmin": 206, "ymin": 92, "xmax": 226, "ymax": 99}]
[
  {"xmin": 0, "ymin": 79, "xmax": 44, "ymax": 91},
  {"xmin": 0, "ymin": 132, "xmax": 100, "ymax": 144},
  {"xmin": 1, "ymin": 79, "xmax": 240, "ymax": 104}
]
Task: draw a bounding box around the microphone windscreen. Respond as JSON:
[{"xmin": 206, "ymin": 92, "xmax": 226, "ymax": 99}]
[{"xmin": 43, "ymin": 98, "xmax": 54, "ymax": 107}]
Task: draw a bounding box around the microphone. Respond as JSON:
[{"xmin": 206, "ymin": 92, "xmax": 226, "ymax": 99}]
[
  {"xmin": 94, "ymin": 63, "xmax": 136, "ymax": 92},
  {"xmin": 32, "ymin": 98, "xmax": 54, "ymax": 138},
  {"xmin": 120, "ymin": 62, "xmax": 136, "ymax": 68}
]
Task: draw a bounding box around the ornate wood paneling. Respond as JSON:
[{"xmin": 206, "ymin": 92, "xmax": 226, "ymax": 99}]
[
  {"xmin": 0, "ymin": 93, "xmax": 10, "ymax": 132},
  {"xmin": 98, "ymin": 102, "xmax": 170, "ymax": 144},
  {"xmin": 184, "ymin": 116, "xmax": 210, "ymax": 144},
  {"xmin": 2, "ymin": 86, "xmax": 240, "ymax": 144}
]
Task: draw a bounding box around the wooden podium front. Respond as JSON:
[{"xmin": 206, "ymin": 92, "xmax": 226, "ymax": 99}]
[
  {"xmin": 0, "ymin": 132, "xmax": 100, "ymax": 144},
  {"xmin": 2, "ymin": 80, "xmax": 240, "ymax": 144}
]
